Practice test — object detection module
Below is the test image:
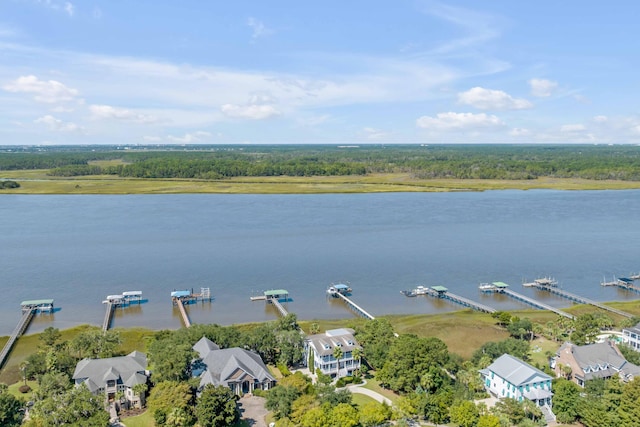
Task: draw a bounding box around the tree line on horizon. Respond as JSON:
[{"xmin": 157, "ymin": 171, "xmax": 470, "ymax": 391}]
[{"xmin": 1, "ymin": 144, "xmax": 640, "ymax": 180}]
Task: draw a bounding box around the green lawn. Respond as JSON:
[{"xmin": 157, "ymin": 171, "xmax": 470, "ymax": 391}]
[
  {"xmin": 351, "ymin": 392, "xmax": 378, "ymax": 407},
  {"xmin": 120, "ymin": 410, "xmax": 154, "ymax": 427},
  {"xmin": 360, "ymin": 378, "xmax": 401, "ymax": 403}
]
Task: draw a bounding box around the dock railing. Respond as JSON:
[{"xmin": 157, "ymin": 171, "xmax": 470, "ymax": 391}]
[{"xmin": 0, "ymin": 308, "xmax": 35, "ymax": 368}]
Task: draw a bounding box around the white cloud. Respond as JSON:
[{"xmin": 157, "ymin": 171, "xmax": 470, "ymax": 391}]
[
  {"xmin": 34, "ymin": 114, "xmax": 81, "ymax": 132},
  {"xmin": 221, "ymin": 104, "xmax": 280, "ymax": 120},
  {"xmin": 560, "ymin": 124, "xmax": 586, "ymax": 132},
  {"xmin": 529, "ymin": 78, "xmax": 558, "ymax": 97},
  {"xmin": 3, "ymin": 75, "xmax": 79, "ymax": 103},
  {"xmin": 33, "ymin": 0, "xmax": 75, "ymax": 16},
  {"xmin": 90, "ymin": 104, "xmax": 158, "ymax": 123},
  {"xmin": 247, "ymin": 17, "xmax": 273, "ymax": 40},
  {"xmin": 167, "ymin": 131, "xmax": 212, "ymax": 143},
  {"xmin": 361, "ymin": 127, "xmax": 389, "ymax": 140},
  {"xmin": 416, "ymin": 112, "xmax": 504, "ymax": 130},
  {"xmin": 143, "ymin": 136, "xmax": 162, "ymax": 142},
  {"xmin": 458, "ymin": 87, "xmax": 532, "ymax": 110},
  {"xmin": 64, "ymin": 2, "xmax": 74, "ymax": 16},
  {"xmin": 593, "ymin": 115, "xmax": 608, "ymax": 123}
]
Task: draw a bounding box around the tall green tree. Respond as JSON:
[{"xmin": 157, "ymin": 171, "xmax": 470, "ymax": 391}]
[
  {"xmin": 195, "ymin": 384, "xmax": 238, "ymax": 427},
  {"xmin": 553, "ymin": 379, "xmax": 581, "ymax": 424},
  {"xmin": 147, "ymin": 381, "xmax": 193, "ymax": 427},
  {"xmin": 0, "ymin": 389, "xmax": 23, "ymax": 427},
  {"xmin": 449, "ymin": 400, "xmax": 479, "ymax": 427}
]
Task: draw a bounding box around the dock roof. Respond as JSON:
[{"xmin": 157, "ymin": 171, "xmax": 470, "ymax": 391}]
[
  {"xmin": 21, "ymin": 299, "xmax": 54, "ymax": 306},
  {"xmin": 264, "ymin": 289, "xmax": 288, "ymax": 296},
  {"xmin": 171, "ymin": 290, "xmax": 191, "ymax": 298},
  {"xmin": 334, "ymin": 284, "xmax": 350, "ymax": 290},
  {"xmin": 492, "ymin": 282, "xmax": 510, "ymax": 288},
  {"xmin": 431, "ymin": 286, "xmax": 448, "ymax": 292}
]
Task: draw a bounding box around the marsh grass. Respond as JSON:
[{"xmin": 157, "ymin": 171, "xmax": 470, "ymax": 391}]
[{"xmin": 2, "ymin": 171, "xmax": 640, "ymax": 194}]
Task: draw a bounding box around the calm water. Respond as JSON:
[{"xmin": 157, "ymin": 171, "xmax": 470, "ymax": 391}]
[{"xmin": 1, "ymin": 191, "xmax": 640, "ymax": 336}]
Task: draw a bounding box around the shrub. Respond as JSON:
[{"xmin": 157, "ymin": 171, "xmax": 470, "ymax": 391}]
[
  {"xmin": 277, "ymin": 363, "xmax": 292, "ymax": 377},
  {"xmin": 19, "ymin": 385, "xmax": 31, "ymax": 393}
]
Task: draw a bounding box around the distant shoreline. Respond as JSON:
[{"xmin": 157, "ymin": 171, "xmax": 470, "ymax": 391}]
[{"xmin": 2, "ymin": 173, "xmax": 640, "ymax": 194}]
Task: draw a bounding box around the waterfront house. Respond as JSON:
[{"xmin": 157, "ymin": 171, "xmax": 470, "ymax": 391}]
[
  {"xmin": 480, "ymin": 354, "xmax": 553, "ymax": 408},
  {"xmin": 621, "ymin": 322, "xmax": 640, "ymax": 351},
  {"xmin": 72, "ymin": 351, "xmax": 149, "ymax": 408},
  {"xmin": 304, "ymin": 328, "xmax": 361, "ymax": 379},
  {"xmin": 552, "ymin": 341, "xmax": 640, "ymax": 387},
  {"xmin": 192, "ymin": 337, "xmax": 276, "ymax": 395}
]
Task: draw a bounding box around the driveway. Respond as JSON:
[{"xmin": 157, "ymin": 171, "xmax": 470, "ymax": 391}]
[{"xmin": 238, "ymin": 395, "xmax": 269, "ymax": 427}]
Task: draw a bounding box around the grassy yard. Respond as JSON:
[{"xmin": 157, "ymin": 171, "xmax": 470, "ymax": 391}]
[
  {"xmin": 360, "ymin": 378, "xmax": 401, "ymax": 403},
  {"xmin": 351, "ymin": 392, "xmax": 378, "ymax": 407}
]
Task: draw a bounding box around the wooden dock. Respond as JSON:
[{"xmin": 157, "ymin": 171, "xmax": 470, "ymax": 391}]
[
  {"xmin": 102, "ymin": 291, "xmax": 144, "ymax": 331},
  {"xmin": 533, "ymin": 283, "xmax": 633, "ymax": 318},
  {"xmin": 251, "ymin": 289, "xmax": 291, "ymax": 318},
  {"xmin": 601, "ymin": 277, "xmax": 640, "ymax": 294},
  {"xmin": 502, "ymin": 288, "xmax": 575, "ymax": 320},
  {"xmin": 175, "ymin": 298, "xmax": 192, "ymax": 328},
  {"xmin": 270, "ymin": 299, "xmax": 289, "ymax": 317},
  {"xmin": 333, "ymin": 292, "xmax": 375, "ymax": 320},
  {"xmin": 102, "ymin": 302, "xmax": 115, "ymax": 332},
  {"xmin": 0, "ymin": 300, "xmax": 54, "ymax": 369},
  {"xmin": 426, "ymin": 286, "xmax": 496, "ymax": 314}
]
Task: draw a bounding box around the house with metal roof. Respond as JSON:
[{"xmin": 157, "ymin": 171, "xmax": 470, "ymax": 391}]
[
  {"xmin": 192, "ymin": 337, "xmax": 276, "ymax": 395},
  {"xmin": 304, "ymin": 328, "xmax": 361, "ymax": 379},
  {"xmin": 552, "ymin": 341, "xmax": 640, "ymax": 387},
  {"xmin": 481, "ymin": 354, "xmax": 553, "ymax": 408},
  {"xmin": 72, "ymin": 351, "xmax": 149, "ymax": 408}
]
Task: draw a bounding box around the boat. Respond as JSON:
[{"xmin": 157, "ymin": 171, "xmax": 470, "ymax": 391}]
[
  {"xmin": 401, "ymin": 285, "xmax": 428, "ymax": 297},
  {"xmin": 478, "ymin": 283, "xmax": 495, "ymax": 292},
  {"xmin": 414, "ymin": 285, "xmax": 429, "ymax": 295}
]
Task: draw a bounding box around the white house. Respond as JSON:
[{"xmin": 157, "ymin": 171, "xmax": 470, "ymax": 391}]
[
  {"xmin": 622, "ymin": 322, "xmax": 640, "ymax": 351},
  {"xmin": 480, "ymin": 354, "xmax": 553, "ymax": 408},
  {"xmin": 304, "ymin": 328, "xmax": 361, "ymax": 378}
]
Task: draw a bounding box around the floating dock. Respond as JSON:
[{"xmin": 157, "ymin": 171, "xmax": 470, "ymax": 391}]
[
  {"xmin": 482, "ymin": 282, "xmax": 575, "ymax": 319},
  {"xmin": 251, "ymin": 289, "xmax": 290, "ymax": 317},
  {"xmin": 601, "ymin": 277, "xmax": 640, "ymax": 293},
  {"xmin": 425, "ymin": 286, "xmax": 496, "ymax": 314},
  {"xmin": 530, "ymin": 283, "xmax": 633, "ymax": 319},
  {"xmin": 0, "ymin": 300, "xmax": 54, "ymax": 369},
  {"xmin": 328, "ymin": 286, "xmax": 375, "ymax": 320},
  {"xmin": 102, "ymin": 291, "xmax": 144, "ymax": 332}
]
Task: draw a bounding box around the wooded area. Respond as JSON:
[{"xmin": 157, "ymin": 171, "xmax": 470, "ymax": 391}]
[{"xmin": 2, "ymin": 144, "xmax": 640, "ymax": 181}]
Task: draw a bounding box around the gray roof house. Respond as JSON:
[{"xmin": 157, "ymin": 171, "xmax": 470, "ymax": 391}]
[
  {"xmin": 481, "ymin": 354, "xmax": 555, "ymax": 423},
  {"xmin": 192, "ymin": 337, "xmax": 276, "ymax": 396},
  {"xmin": 304, "ymin": 328, "xmax": 361, "ymax": 379},
  {"xmin": 553, "ymin": 341, "xmax": 640, "ymax": 387},
  {"xmin": 72, "ymin": 351, "xmax": 149, "ymax": 408}
]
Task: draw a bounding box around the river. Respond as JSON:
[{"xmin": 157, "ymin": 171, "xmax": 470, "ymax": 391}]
[{"xmin": 1, "ymin": 190, "xmax": 639, "ymax": 336}]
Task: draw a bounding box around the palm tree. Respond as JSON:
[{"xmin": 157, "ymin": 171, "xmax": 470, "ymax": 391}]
[
  {"xmin": 333, "ymin": 345, "xmax": 343, "ymax": 378},
  {"xmin": 352, "ymin": 347, "xmax": 362, "ymax": 378}
]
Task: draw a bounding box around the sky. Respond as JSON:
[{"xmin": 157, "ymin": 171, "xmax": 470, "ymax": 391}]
[{"xmin": 1, "ymin": 0, "xmax": 639, "ymax": 145}]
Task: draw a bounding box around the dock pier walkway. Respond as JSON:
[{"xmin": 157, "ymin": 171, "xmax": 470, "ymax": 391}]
[
  {"xmin": 0, "ymin": 300, "xmax": 54, "ymax": 368},
  {"xmin": 534, "ymin": 284, "xmax": 633, "ymax": 319},
  {"xmin": 332, "ymin": 292, "xmax": 375, "ymax": 320},
  {"xmin": 482, "ymin": 282, "xmax": 575, "ymax": 320},
  {"xmin": 426, "ymin": 286, "xmax": 496, "ymax": 314}
]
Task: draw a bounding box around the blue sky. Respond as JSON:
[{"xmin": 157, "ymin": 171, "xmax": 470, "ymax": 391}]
[{"xmin": 1, "ymin": 0, "xmax": 639, "ymax": 145}]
